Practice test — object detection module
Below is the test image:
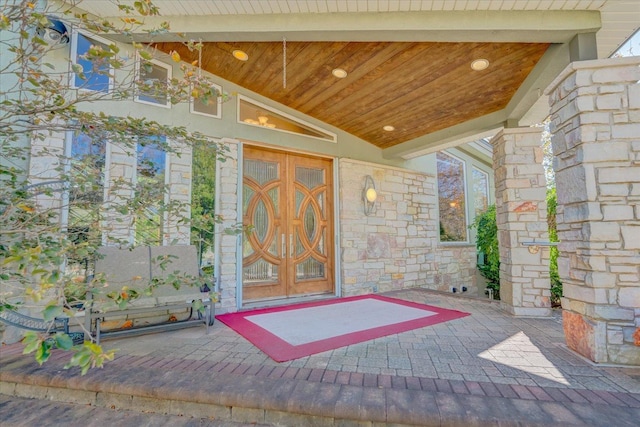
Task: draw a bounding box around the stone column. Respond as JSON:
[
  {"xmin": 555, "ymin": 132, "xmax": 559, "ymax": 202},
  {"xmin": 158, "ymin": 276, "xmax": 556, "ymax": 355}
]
[
  {"xmin": 546, "ymin": 57, "xmax": 640, "ymax": 365},
  {"xmin": 493, "ymin": 127, "xmax": 551, "ymax": 317},
  {"xmin": 165, "ymin": 140, "xmax": 192, "ymax": 245},
  {"xmin": 215, "ymin": 139, "xmax": 239, "ymax": 312}
]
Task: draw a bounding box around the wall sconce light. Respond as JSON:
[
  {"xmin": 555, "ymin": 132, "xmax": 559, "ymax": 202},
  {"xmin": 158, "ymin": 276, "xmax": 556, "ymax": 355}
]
[
  {"xmin": 36, "ymin": 17, "xmax": 70, "ymax": 46},
  {"xmin": 363, "ymin": 175, "xmax": 377, "ymax": 216}
]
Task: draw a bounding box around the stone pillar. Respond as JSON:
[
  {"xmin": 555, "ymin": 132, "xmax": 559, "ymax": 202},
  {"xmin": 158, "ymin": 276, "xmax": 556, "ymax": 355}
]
[
  {"xmin": 493, "ymin": 127, "xmax": 551, "ymax": 316},
  {"xmin": 215, "ymin": 139, "xmax": 240, "ymax": 312},
  {"xmin": 165, "ymin": 140, "xmax": 192, "ymax": 245},
  {"xmin": 546, "ymin": 57, "xmax": 640, "ymax": 365}
]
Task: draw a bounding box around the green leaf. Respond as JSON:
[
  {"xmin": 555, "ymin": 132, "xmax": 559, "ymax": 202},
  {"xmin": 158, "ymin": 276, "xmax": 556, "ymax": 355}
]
[
  {"xmin": 134, "ymin": 1, "xmax": 151, "ymax": 16},
  {"xmin": 138, "ymin": 50, "xmax": 153, "ymax": 61},
  {"xmin": 22, "ymin": 332, "xmax": 41, "ymax": 354},
  {"xmin": 35, "ymin": 341, "xmax": 52, "ymax": 365},
  {"xmin": 71, "ymin": 63, "xmax": 83, "ymax": 74},
  {"xmin": 42, "ymin": 304, "xmax": 63, "ymax": 322},
  {"xmin": 54, "ymin": 333, "xmax": 74, "ymax": 351},
  {"xmin": 192, "ymin": 299, "xmax": 204, "ymax": 314}
]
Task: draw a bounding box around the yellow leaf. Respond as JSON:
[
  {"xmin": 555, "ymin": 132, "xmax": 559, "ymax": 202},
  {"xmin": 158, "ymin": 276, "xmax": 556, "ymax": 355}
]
[
  {"xmin": 121, "ymin": 17, "xmax": 140, "ymax": 24},
  {"xmin": 191, "ymin": 60, "xmax": 198, "ymax": 66},
  {"xmin": 27, "ymin": 3, "xmax": 35, "ymax": 9},
  {"xmin": 170, "ymin": 51, "xmax": 181, "ymax": 62},
  {"xmin": 17, "ymin": 203, "xmax": 35, "ymax": 213},
  {"xmin": 191, "ymin": 89, "xmax": 199, "ymax": 98}
]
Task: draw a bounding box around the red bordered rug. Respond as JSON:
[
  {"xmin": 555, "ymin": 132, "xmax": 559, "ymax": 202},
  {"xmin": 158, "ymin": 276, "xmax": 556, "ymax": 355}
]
[{"xmin": 215, "ymin": 294, "xmax": 470, "ymax": 362}]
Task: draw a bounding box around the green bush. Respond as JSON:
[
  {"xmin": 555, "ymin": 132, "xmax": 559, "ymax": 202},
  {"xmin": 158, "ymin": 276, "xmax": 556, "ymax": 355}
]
[
  {"xmin": 470, "ymin": 193, "xmax": 562, "ymax": 304},
  {"xmin": 547, "ymin": 188, "xmax": 562, "ymax": 306},
  {"xmin": 470, "ymin": 205, "xmax": 500, "ymax": 299}
]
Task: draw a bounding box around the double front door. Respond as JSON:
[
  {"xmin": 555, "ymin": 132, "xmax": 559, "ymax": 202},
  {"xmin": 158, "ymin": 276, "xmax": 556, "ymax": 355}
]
[{"xmin": 242, "ymin": 146, "xmax": 334, "ymax": 302}]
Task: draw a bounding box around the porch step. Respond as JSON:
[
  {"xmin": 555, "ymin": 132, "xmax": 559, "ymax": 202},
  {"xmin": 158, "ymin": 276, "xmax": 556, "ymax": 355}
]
[
  {"xmin": 2, "ymin": 352, "xmax": 639, "ymax": 427},
  {"xmin": 0, "ymin": 394, "xmax": 273, "ymax": 427}
]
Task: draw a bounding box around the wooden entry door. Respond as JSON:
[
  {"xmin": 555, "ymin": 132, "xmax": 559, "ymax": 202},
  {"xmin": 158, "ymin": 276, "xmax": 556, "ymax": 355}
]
[{"xmin": 242, "ymin": 146, "xmax": 334, "ymax": 302}]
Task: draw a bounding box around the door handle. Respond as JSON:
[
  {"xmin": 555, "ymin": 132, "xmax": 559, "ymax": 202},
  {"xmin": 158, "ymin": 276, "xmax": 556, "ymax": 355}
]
[
  {"xmin": 289, "ymin": 234, "xmax": 293, "ymax": 259},
  {"xmin": 282, "ymin": 234, "xmax": 286, "ymax": 258}
]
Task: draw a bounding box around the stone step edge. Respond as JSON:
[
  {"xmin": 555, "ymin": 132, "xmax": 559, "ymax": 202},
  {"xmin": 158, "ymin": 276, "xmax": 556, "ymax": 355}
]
[{"xmin": 2, "ymin": 365, "xmax": 639, "ymax": 427}]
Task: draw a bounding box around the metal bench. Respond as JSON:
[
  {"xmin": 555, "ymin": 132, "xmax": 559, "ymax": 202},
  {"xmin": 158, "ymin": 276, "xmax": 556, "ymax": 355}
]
[
  {"xmin": 0, "ymin": 309, "xmax": 85, "ymax": 345},
  {"xmin": 85, "ymin": 245, "xmax": 214, "ymax": 344},
  {"xmin": 86, "ymin": 298, "xmax": 213, "ymax": 344}
]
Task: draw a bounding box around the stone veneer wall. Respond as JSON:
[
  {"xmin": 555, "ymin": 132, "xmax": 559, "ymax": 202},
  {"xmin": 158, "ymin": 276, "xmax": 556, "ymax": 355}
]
[
  {"xmin": 214, "ymin": 140, "xmax": 240, "ymax": 312},
  {"xmin": 492, "ymin": 128, "xmax": 551, "ymax": 317},
  {"xmin": 434, "ymin": 245, "xmax": 477, "ymax": 294},
  {"xmin": 164, "ymin": 140, "xmax": 192, "ymax": 244},
  {"xmin": 338, "ymin": 159, "xmax": 476, "ymax": 296},
  {"xmin": 546, "ymin": 57, "xmax": 640, "ymax": 365}
]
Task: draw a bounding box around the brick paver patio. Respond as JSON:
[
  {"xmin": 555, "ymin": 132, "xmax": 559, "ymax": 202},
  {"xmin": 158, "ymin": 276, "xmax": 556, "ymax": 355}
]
[{"xmin": 1, "ymin": 289, "xmax": 639, "ymax": 425}]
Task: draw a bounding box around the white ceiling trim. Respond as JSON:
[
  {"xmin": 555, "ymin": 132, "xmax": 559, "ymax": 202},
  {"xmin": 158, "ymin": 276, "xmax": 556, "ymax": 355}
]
[{"xmin": 68, "ymin": 0, "xmax": 638, "ymax": 58}]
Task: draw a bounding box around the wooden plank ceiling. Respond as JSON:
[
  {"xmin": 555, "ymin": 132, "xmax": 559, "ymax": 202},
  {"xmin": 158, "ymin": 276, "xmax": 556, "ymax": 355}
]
[{"xmin": 156, "ymin": 41, "xmax": 549, "ymax": 149}]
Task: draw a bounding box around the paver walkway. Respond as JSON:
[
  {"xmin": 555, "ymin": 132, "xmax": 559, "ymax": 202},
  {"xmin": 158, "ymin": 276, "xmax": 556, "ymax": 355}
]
[
  {"xmin": 1, "ymin": 289, "xmax": 639, "ymax": 426},
  {"xmin": 0, "ymin": 394, "xmax": 271, "ymax": 427}
]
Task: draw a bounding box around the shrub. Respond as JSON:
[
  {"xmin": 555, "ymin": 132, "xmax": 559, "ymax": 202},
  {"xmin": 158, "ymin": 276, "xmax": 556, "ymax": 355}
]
[
  {"xmin": 547, "ymin": 188, "xmax": 562, "ymax": 306},
  {"xmin": 470, "ymin": 205, "xmax": 500, "ymax": 299}
]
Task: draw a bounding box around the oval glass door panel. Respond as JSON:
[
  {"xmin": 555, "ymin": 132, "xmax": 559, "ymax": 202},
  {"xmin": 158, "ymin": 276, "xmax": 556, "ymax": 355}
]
[{"xmin": 242, "ymin": 150, "xmax": 285, "ymax": 300}]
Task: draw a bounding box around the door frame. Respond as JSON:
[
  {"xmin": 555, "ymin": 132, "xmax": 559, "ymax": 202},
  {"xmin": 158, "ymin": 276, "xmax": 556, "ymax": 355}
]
[{"xmin": 235, "ymin": 141, "xmax": 341, "ymax": 309}]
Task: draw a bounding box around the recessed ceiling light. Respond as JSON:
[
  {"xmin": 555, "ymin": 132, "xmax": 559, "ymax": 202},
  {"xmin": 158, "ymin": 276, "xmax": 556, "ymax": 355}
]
[
  {"xmin": 232, "ymin": 50, "xmax": 249, "ymax": 61},
  {"xmin": 383, "ymin": 125, "xmax": 395, "ymax": 132},
  {"xmin": 471, "ymin": 58, "xmax": 489, "ymax": 71},
  {"xmin": 332, "ymin": 68, "xmax": 348, "ymax": 78}
]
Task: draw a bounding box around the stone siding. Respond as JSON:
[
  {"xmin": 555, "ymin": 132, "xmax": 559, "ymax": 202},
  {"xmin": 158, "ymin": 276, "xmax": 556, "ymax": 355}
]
[
  {"xmin": 492, "ymin": 128, "xmax": 551, "ymax": 316},
  {"xmin": 214, "ymin": 140, "xmax": 240, "ymax": 312},
  {"xmin": 338, "ymin": 159, "xmax": 476, "ymax": 296},
  {"xmin": 164, "ymin": 141, "xmax": 192, "ymax": 245},
  {"xmin": 546, "ymin": 57, "xmax": 640, "ymax": 365},
  {"xmin": 434, "ymin": 245, "xmax": 477, "ymax": 294}
]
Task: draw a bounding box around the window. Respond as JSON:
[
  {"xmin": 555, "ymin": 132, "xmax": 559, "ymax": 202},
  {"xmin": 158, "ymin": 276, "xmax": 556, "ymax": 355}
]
[
  {"xmin": 472, "ymin": 167, "xmax": 489, "ymax": 217},
  {"xmin": 135, "ymin": 56, "xmax": 172, "ymax": 107},
  {"xmin": 71, "ymin": 31, "xmax": 113, "ymax": 93},
  {"xmin": 134, "ymin": 138, "xmax": 167, "ymax": 245},
  {"xmin": 238, "ymin": 95, "xmax": 337, "ymax": 143},
  {"xmin": 66, "ymin": 131, "xmax": 107, "ymax": 259},
  {"xmin": 190, "ymin": 82, "xmax": 222, "ymax": 118},
  {"xmin": 437, "ymin": 152, "xmax": 467, "ymax": 242},
  {"xmin": 191, "ymin": 142, "xmax": 217, "ymax": 268}
]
